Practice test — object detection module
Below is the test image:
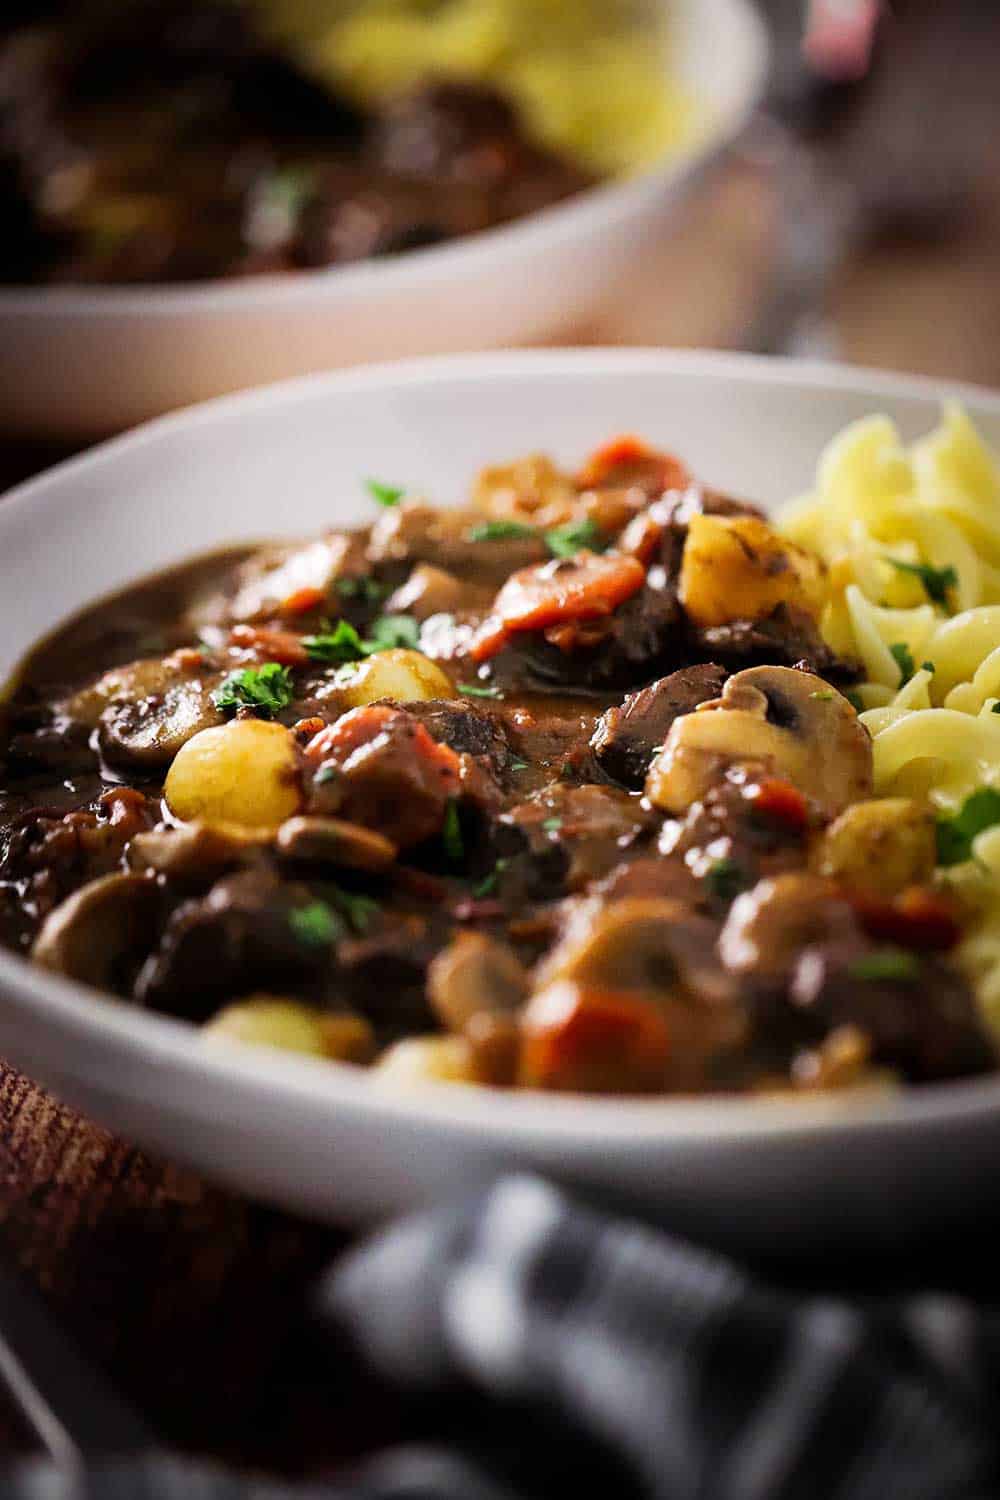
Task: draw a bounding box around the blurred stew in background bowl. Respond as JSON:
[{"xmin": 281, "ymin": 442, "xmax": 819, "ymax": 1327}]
[{"xmin": 0, "ymin": 0, "xmax": 695, "ymax": 286}]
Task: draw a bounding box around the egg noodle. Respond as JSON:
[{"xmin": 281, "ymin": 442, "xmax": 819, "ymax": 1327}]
[
  {"xmin": 780, "ymin": 404, "xmax": 1000, "ymax": 1028},
  {"xmin": 248, "ymin": 0, "xmax": 697, "ymax": 174}
]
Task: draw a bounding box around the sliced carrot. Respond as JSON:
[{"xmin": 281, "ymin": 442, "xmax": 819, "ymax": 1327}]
[
  {"xmin": 744, "ymin": 778, "xmax": 810, "ymax": 834},
  {"xmin": 230, "ymin": 623, "xmax": 309, "ymax": 667},
  {"xmin": 280, "ymin": 586, "xmax": 326, "ymax": 617},
  {"xmin": 850, "ymin": 886, "xmax": 961, "ymax": 952},
  {"xmin": 305, "ymin": 704, "xmax": 463, "ymax": 786},
  {"xmin": 470, "ymin": 551, "xmax": 645, "ymax": 663},
  {"xmin": 576, "ymin": 435, "xmax": 690, "ymax": 494},
  {"xmin": 520, "ymin": 980, "xmax": 670, "ymax": 1093}
]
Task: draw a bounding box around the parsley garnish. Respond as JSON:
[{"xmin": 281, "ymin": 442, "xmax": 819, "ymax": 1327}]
[
  {"xmin": 849, "ymin": 948, "xmax": 921, "ymax": 984},
  {"xmin": 366, "ymin": 478, "xmax": 405, "ymax": 508},
  {"xmin": 992, "ymin": 703, "xmax": 1000, "ymax": 715},
  {"xmin": 329, "ymin": 886, "xmax": 380, "ymax": 934},
  {"xmin": 889, "ymin": 642, "xmax": 916, "ymax": 686},
  {"xmin": 289, "ymin": 901, "xmax": 344, "ymax": 947},
  {"xmin": 810, "ymin": 690, "xmax": 833, "ymax": 702},
  {"xmin": 212, "ymin": 663, "xmax": 294, "ymax": 718},
  {"xmin": 473, "ymin": 858, "xmax": 509, "ymax": 898},
  {"xmin": 885, "ymin": 557, "xmax": 958, "ymax": 608},
  {"xmin": 443, "ymin": 800, "xmax": 464, "ymax": 861},
  {"xmin": 510, "ymin": 758, "xmax": 530, "ymax": 772},
  {"xmin": 467, "ymin": 521, "xmax": 535, "ymax": 542},
  {"xmin": 459, "ymin": 683, "xmax": 504, "ymax": 700},
  {"xmin": 544, "ymin": 517, "xmax": 607, "ymax": 559},
  {"xmin": 542, "ymin": 816, "xmax": 563, "ymax": 833},
  {"xmin": 303, "ymin": 620, "xmax": 366, "ymax": 663},
  {"xmin": 936, "ymin": 787, "xmax": 1000, "ymax": 866},
  {"xmin": 363, "ymin": 614, "xmax": 420, "ymax": 652},
  {"xmin": 845, "ymin": 690, "xmax": 864, "ymax": 714},
  {"xmin": 704, "ymin": 858, "xmax": 749, "ymax": 902}
]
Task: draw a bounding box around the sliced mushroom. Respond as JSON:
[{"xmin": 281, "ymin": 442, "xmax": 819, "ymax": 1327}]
[
  {"xmin": 427, "ymin": 931, "xmax": 529, "ymax": 1034},
  {"xmin": 276, "ymin": 815, "xmax": 397, "ymax": 871},
  {"xmin": 127, "ymin": 820, "xmax": 270, "ymax": 880},
  {"xmin": 718, "ymin": 873, "xmax": 856, "ymax": 979},
  {"xmin": 646, "ymin": 666, "xmax": 872, "ymax": 820},
  {"xmin": 99, "ymin": 675, "xmax": 225, "ymax": 770},
  {"xmin": 384, "ymin": 564, "xmax": 469, "ymax": 620},
  {"xmin": 61, "ymin": 657, "xmax": 214, "ymax": 731},
  {"xmin": 538, "ymin": 896, "xmax": 735, "ymax": 1008},
  {"xmin": 227, "ymin": 534, "xmax": 361, "ymax": 622},
  {"xmin": 32, "ymin": 872, "xmax": 160, "ymax": 989}
]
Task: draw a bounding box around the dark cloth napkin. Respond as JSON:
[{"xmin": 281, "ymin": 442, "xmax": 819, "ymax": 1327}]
[{"xmin": 8, "ymin": 1175, "xmax": 1000, "ymax": 1500}]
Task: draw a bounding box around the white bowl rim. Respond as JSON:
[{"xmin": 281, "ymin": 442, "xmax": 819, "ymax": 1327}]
[
  {"xmin": 0, "ymin": 0, "xmax": 768, "ymax": 319},
  {"xmin": 4, "ymin": 345, "xmax": 1000, "ymax": 1155}
]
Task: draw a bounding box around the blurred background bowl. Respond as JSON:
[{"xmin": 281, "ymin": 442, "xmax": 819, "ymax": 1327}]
[{"xmin": 0, "ymin": 0, "xmax": 767, "ymax": 440}]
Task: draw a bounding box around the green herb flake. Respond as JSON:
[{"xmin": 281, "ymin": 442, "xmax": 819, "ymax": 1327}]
[
  {"xmin": 330, "ymin": 886, "xmax": 380, "ymax": 935},
  {"xmin": 845, "ymin": 690, "xmax": 864, "ymax": 714},
  {"xmin": 936, "ymin": 787, "xmax": 1000, "ymax": 866},
  {"xmin": 992, "ymin": 702, "xmax": 1000, "ymax": 715},
  {"xmin": 849, "ymin": 948, "xmax": 921, "ymax": 984},
  {"xmin": 361, "ymin": 614, "xmax": 420, "ymax": 653},
  {"xmin": 810, "ymin": 690, "xmax": 834, "ymax": 702},
  {"xmin": 212, "ymin": 662, "xmax": 294, "ymax": 719},
  {"xmin": 443, "ymin": 800, "xmax": 464, "ymax": 862},
  {"xmin": 544, "ymin": 517, "xmax": 607, "ymax": 560},
  {"xmin": 366, "ymin": 478, "xmax": 405, "ymax": 509},
  {"xmin": 336, "ymin": 576, "xmax": 388, "ymax": 605},
  {"xmin": 467, "ymin": 521, "xmax": 536, "ymax": 543},
  {"xmin": 704, "ymin": 857, "xmax": 749, "ymax": 902},
  {"xmin": 303, "ymin": 620, "xmax": 366, "ymax": 664},
  {"xmin": 889, "ymin": 642, "xmax": 916, "ymax": 686},
  {"xmin": 472, "ymin": 858, "xmax": 509, "ymax": 899},
  {"xmin": 542, "ymin": 816, "xmax": 563, "ymax": 833},
  {"xmin": 289, "ymin": 901, "xmax": 345, "ymax": 948},
  {"xmin": 922, "ymin": 661, "xmax": 936, "ymax": 674},
  {"xmin": 314, "ymin": 765, "xmax": 340, "ymax": 785},
  {"xmin": 885, "ymin": 556, "xmax": 958, "ymax": 608},
  {"xmin": 510, "ymin": 758, "xmax": 530, "ymax": 772},
  {"xmin": 458, "ymin": 682, "xmax": 504, "ymax": 700}
]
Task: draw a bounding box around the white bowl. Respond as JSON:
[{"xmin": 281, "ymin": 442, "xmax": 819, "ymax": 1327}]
[
  {"xmin": 0, "ymin": 0, "xmax": 766, "ymax": 441},
  {"xmin": 4, "ymin": 349, "xmax": 1000, "ymax": 1258}
]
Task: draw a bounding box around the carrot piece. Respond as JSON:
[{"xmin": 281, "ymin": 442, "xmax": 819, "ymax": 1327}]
[
  {"xmin": 850, "ymin": 886, "xmax": 961, "ymax": 952},
  {"xmin": 280, "ymin": 586, "xmax": 326, "ymax": 617},
  {"xmin": 470, "ymin": 552, "xmax": 645, "ymax": 663},
  {"xmin": 230, "ymin": 623, "xmax": 309, "ymax": 667},
  {"xmin": 576, "ymin": 435, "xmax": 690, "ymax": 494},
  {"xmin": 744, "ymin": 777, "xmax": 810, "ymax": 834},
  {"xmin": 520, "ymin": 980, "xmax": 670, "ymax": 1093},
  {"xmin": 304, "ymin": 705, "xmax": 463, "ymax": 785}
]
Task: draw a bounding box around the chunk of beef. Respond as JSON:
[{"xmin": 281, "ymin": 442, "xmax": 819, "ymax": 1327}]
[
  {"xmin": 591, "ymin": 663, "xmax": 727, "ymax": 788},
  {"xmin": 789, "ymin": 944, "xmax": 995, "ymax": 1083},
  {"xmin": 336, "ymin": 915, "xmax": 444, "ymax": 1045},
  {"xmin": 398, "ymin": 698, "xmax": 512, "ymax": 781},
  {"xmin": 367, "ymin": 502, "xmax": 546, "ymax": 589},
  {"xmin": 693, "ymin": 606, "xmax": 859, "ymax": 682},
  {"xmin": 661, "ymin": 778, "xmax": 810, "ymax": 914},
  {"xmin": 501, "ymin": 784, "xmax": 655, "ymax": 891},
  {"xmin": 134, "ymin": 867, "xmax": 329, "ymax": 1021}
]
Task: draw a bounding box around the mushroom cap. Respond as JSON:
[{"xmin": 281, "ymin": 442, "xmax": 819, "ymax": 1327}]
[
  {"xmin": 32, "ymin": 872, "xmax": 160, "ymax": 988},
  {"xmin": 427, "ymin": 931, "xmax": 529, "ymax": 1034},
  {"xmin": 275, "ymin": 815, "xmax": 397, "ymax": 872},
  {"xmin": 646, "ymin": 666, "xmax": 872, "ymax": 820}
]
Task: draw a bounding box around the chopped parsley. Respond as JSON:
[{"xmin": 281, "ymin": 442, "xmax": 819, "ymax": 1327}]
[
  {"xmin": 304, "ymin": 614, "xmax": 420, "ymax": 663},
  {"xmin": 303, "ymin": 620, "xmax": 366, "ymax": 663},
  {"xmin": 542, "ymin": 816, "xmax": 563, "ymax": 833},
  {"xmin": 443, "ymin": 800, "xmax": 464, "ymax": 862},
  {"xmin": 885, "ymin": 557, "xmax": 958, "ymax": 608},
  {"xmin": 992, "ymin": 702, "xmax": 1000, "ymax": 715},
  {"xmin": 889, "ymin": 641, "xmax": 916, "ymax": 686},
  {"xmin": 936, "ymin": 787, "xmax": 1000, "ymax": 866},
  {"xmin": 329, "ymin": 886, "xmax": 380, "ymax": 934},
  {"xmin": 467, "ymin": 520, "xmax": 535, "ymax": 542},
  {"xmin": 810, "ymin": 690, "xmax": 833, "ymax": 702},
  {"xmin": 922, "ymin": 661, "xmax": 936, "ymax": 674},
  {"xmin": 212, "ymin": 662, "xmax": 294, "ymax": 718},
  {"xmin": 362, "ymin": 614, "xmax": 420, "ymax": 653},
  {"xmin": 473, "ymin": 858, "xmax": 509, "ymax": 898},
  {"xmin": 459, "ymin": 682, "xmax": 504, "ymax": 700},
  {"xmin": 849, "ymin": 948, "xmax": 921, "ymax": 984},
  {"xmin": 366, "ymin": 477, "xmax": 405, "ymax": 508},
  {"xmin": 544, "ymin": 517, "xmax": 607, "ymax": 559},
  {"xmin": 510, "ymin": 758, "xmax": 530, "ymax": 772},
  {"xmin": 704, "ymin": 857, "xmax": 749, "ymax": 902},
  {"xmin": 289, "ymin": 901, "xmax": 345, "ymax": 947}
]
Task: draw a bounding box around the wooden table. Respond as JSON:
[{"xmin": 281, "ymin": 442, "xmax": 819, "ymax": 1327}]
[{"xmin": 3, "ymin": 2, "xmax": 1000, "ymax": 1477}]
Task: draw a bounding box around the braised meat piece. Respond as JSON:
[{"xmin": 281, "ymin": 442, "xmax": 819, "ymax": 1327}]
[
  {"xmin": 591, "ymin": 663, "xmax": 727, "ymax": 787},
  {"xmin": 399, "ymin": 698, "xmax": 513, "ymax": 782},
  {"xmin": 693, "ymin": 606, "xmax": 859, "ymax": 682}
]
